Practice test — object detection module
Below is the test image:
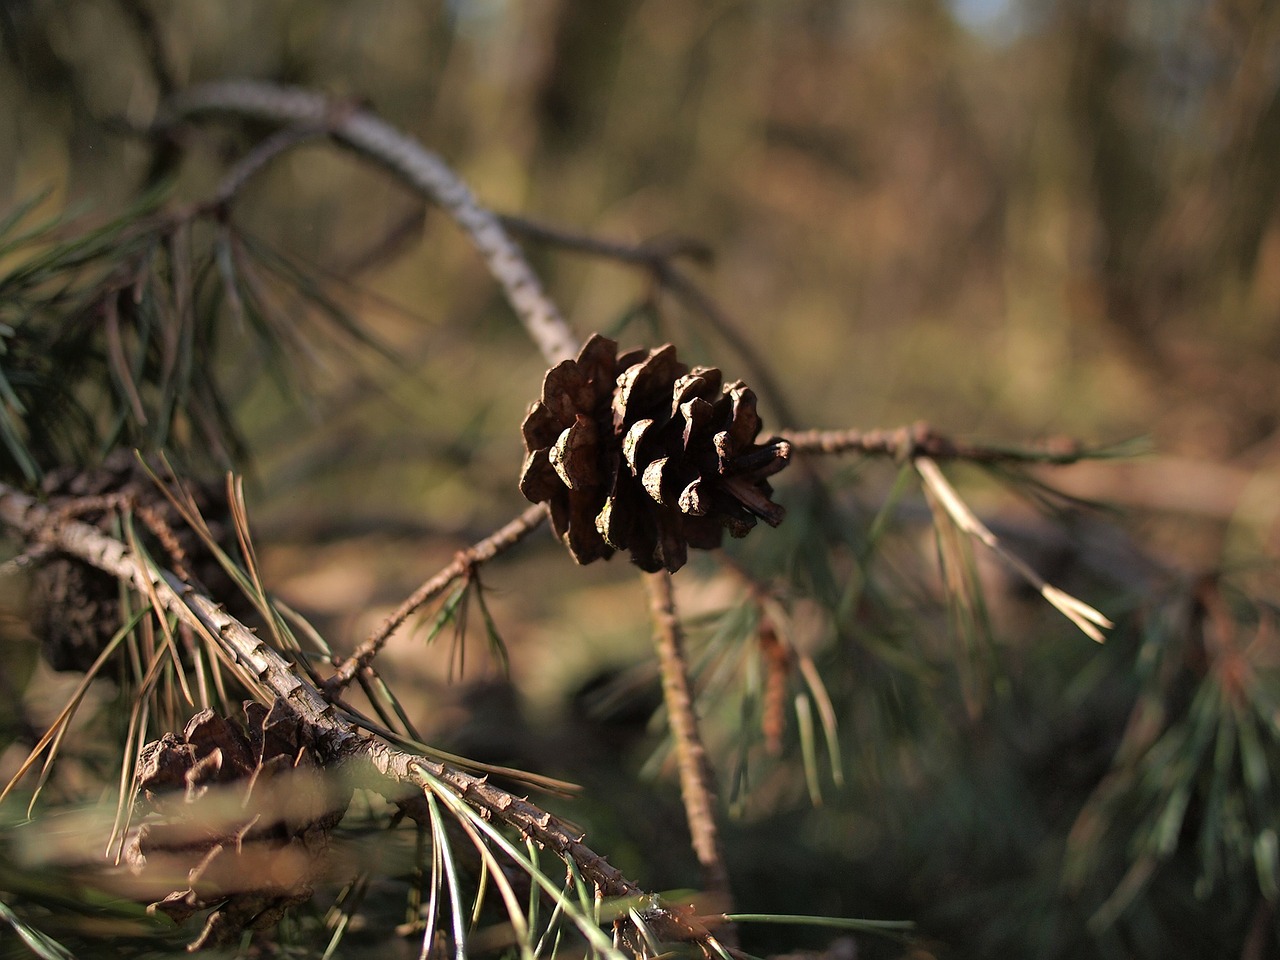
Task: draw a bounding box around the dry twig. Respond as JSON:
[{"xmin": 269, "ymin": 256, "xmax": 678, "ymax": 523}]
[{"xmin": 782, "ymin": 422, "xmax": 1090, "ymax": 464}]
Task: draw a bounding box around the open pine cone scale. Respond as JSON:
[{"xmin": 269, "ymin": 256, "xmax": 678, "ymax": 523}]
[{"xmin": 519, "ymin": 334, "xmax": 790, "ymax": 573}]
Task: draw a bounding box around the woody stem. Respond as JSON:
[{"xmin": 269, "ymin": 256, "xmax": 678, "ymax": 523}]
[{"xmin": 645, "ymin": 569, "xmax": 737, "ymax": 937}]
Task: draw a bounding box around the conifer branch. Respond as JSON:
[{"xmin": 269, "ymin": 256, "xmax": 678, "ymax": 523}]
[
  {"xmin": 0, "ymin": 482, "xmax": 716, "ymax": 947},
  {"xmin": 162, "ymin": 81, "xmax": 581, "ymax": 366},
  {"xmin": 326, "ymin": 502, "xmax": 548, "ymax": 692},
  {"xmin": 782, "ymin": 422, "xmax": 1091, "ymax": 464}
]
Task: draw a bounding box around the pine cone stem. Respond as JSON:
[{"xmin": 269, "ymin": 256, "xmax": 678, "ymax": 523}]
[
  {"xmin": 327, "ymin": 502, "xmax": 548, "ymax": 692},
  {"xmin": 645, "ymin": 570, "xmax": 737, "ymax": 938}
]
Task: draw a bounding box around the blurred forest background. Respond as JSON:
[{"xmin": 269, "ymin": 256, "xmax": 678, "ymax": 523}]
[{"xmin": 2, "ymin": 0, "xmax": 1280, "ymax": 957}]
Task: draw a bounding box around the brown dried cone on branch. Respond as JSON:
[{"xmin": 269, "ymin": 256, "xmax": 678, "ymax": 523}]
[
  {"xmin": 122, "ymin": 701, "xmax": 352, "ymax": 950},
  {"xmin": 28, "ymin": 449, "xmax": 242, "ymax": 672},
  {"xmin": 519, "ymin": 334, "xmax": 790, "ymax": 573}
]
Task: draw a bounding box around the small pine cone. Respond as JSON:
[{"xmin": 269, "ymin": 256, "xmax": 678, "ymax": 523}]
[
  {"xmin": 122, "ymin": 702, "xmax": 351, "ymax": 950},
  {"xmin": 519, "ymin": 334, "xmax": 790, "ymax": 573}
]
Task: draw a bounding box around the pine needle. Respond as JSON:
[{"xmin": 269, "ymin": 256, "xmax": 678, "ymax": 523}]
[
  {"xmin": 722, "ymin": 913, "xmax": 913, "ymax": 935},
  {"xmin": 123, "ymin": 515, "xmax": 193, "ymax": 707},
  {"xmin": 915, "ymin": 456, "xmax": 1112, "ymax": 642},
  {"xmin": 423, "ymin": 790, "xmax": 467, "ymax": 960},
  {"xmin": 107, "ymin": 696, "xmax": 150, "ymax": 863},
  {"xmin": 795, "ymin": 693, "xmax": 823, "ymax": 806},
  {"xmin": 0, "ymin": 901, "xmax": 77, "ymax": 960},
  {"xmin": 796, "ymin": 654, "xmax": 844, "ymax": 789},
  {"xmin": 0, "ymin": 606, "xmax": 150, "ymax": 808},
  {"xmin": 421, "ymin": 769, "xmax": 630, "ymax": 960}
]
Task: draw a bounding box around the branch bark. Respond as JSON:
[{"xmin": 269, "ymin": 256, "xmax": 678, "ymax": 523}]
[
  {"xmin": 782, "ymin": 422, "xmax": 1091, "ymax": 464},
  {"xmin": 645, "ymin": 570, "xmax": 736, "ymax": 932},
  {"xmin": 0, "ymin": 482, "xmax": 714, "ymax": 945},
  {"xmin": 163, "ymin": 81, "xmax": 581, "ymax": 367}
]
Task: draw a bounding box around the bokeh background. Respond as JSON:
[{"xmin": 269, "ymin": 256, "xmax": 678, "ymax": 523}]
[
  {"xmin": 2, "ymin": 1, "xmax": 1280, "ymax": 957},
  {"xmin": 7, "ymin": 0, "xmax": 1280, "ymax": 495}
]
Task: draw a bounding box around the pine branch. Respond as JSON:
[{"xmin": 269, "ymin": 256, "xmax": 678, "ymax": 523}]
[
  {"xmin": 0, "ymin": 481, "xmax": 717, "ymax": 948},
  {"xmin": 326, "ymin": 502, "xmax": 548, "ymax": 692},
  {"xmin": 782, "ymin": 422, "xmax": 1093, "ymax": 464},
  {"xmin": 915, "ymin": 456, "xmax": 1113, "ymax": 643},
  {"xmin": 162, "ymin": 81, "xmax": 581, "ymax": 367}
]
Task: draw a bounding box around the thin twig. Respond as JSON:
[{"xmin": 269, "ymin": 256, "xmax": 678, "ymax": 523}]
[
  {"xmin": 0, "ymin": 481, "xmax": 716, "ymax": 947},
  {"xmin": 115, "ymin": 0, "xmax": 176, "ymax": 97},
  {"xmin": 211, "ymin": 123, "xmax": 332, "ymax": 210},
  {"xmin": 644, "ymin": 570, "xmax": 736, "ymax": 936},
  {"xmin": 498, "ymin": 213, "xmax": 797, "ymax": 426},
  {"xmin": 326, "ymin": 502, "xmax": 548, "ymax": 692},
  {"xmin": 162, "ymin": 81, "xmax": 580, "ymax": 366},
  {"xmin": 334, "ymin": 204, "xmax": 428, "ymax": 278},
  {"xmin": 656, "ymin": 264, "xmax": 798, "ymax": 428},
  {"xmin": 782, "ymin": 422, "xmax": 1092, "ymax": 464},
  {"xmin": 497, "ymin": 214, "xmax": 714, "ymax": 267}
]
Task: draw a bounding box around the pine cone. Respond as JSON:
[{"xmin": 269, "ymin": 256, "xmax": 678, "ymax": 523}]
[
  {"xmin": 519, "ymin": 334, "xmax": 790, "ymax": 573},
  {"xmin": 123, "ymin": 702, "xmax": 351, "ymax": 950}
]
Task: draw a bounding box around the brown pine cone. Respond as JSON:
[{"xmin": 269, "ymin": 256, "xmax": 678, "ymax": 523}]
[
  {"xmin": 519, "ymin": 334, "xmax": 790, "ymax": 573},
  {"xmin": 123, "ymin": 702, "xmax": 351, "ymax": 949}
]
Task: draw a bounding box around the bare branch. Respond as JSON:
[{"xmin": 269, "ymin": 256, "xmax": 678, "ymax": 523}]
[
  {"xmin": 645, "ymin": 570, "xmax": 736, "ymax": 936},
  {"xmin": 162, "ymin": 81, "xmax": 581, "ymax": 366},
  {"xmin": 498, "ymin": 213, "xmax": 798, "ymax": 425},
  {"xmin": 782, "ymin": 422, "xmax": 1093, "ymax": 464},
  {"xmin": 211, "ymin": 123, "xmax": 331, "ymax": 210}
]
